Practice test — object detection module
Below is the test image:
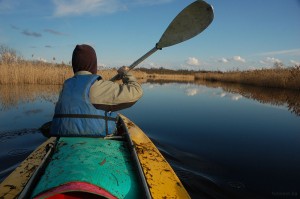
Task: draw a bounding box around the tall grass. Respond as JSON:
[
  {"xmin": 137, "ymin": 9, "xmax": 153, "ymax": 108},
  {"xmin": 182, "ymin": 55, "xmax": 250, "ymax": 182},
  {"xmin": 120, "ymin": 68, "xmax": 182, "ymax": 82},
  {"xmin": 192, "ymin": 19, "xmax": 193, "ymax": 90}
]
[
  {"xmin": 0, "ymin": 61, "xmax": 148, "ymax": 85},
  {"xmin": 146, "ymin": 73, "xmax": 194, "ymax": 81},
  {"xmin": 0, "ymin": 61, "xmax": 73, "ymax": 85},
  {"xmin": 3, "ymin": 59, "xmax": 299, "ymax": 90},
  {"xmin": 195, "ymin": 67, "xmax": 300, "ymax": 90},
  {"xmin": 0, "ymin": 61, "xmax": 195, "ymax": 85}
]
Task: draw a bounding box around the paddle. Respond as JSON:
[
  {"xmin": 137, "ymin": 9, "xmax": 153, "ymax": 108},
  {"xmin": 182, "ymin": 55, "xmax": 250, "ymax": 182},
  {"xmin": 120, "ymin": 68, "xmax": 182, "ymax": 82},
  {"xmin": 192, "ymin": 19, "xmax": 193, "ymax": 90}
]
[{"xmin": 110, "ymin": 0, "xmax": 214, "ymax": 81}]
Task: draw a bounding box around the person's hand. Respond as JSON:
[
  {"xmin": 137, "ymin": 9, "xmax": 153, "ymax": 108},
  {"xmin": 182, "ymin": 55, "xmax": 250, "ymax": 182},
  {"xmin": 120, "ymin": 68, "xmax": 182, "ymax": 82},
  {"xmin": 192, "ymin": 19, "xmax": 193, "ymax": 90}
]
[
  {"xmin": 111, "ymin": 66, "xmax": 129, "ymax": 81},
  {"xmin": 117, "ymin": 66, "xmax": 129, "ymax": 76}
]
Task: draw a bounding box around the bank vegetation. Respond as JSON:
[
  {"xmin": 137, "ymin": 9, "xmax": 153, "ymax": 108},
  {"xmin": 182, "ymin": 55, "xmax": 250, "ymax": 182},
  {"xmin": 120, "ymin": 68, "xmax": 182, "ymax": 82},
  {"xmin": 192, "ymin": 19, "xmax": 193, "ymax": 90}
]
[
  {"xmin": 1, "ymin": 60, "xmax": 300, "ymax": 90},
  {"xmin": 0, "ymin": 44, "xmax": 299, "ymax": 89},
  {"xmin": 195, "ymin": 67, "xmax": 300, "ymax": 90}
]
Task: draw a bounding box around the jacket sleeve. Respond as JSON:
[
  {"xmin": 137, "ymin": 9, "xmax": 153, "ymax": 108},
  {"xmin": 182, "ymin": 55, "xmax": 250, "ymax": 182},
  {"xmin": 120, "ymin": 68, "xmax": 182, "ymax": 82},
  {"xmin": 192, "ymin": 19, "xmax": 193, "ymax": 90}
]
[{"xmin": 89, "ymin": 72, "xmax": 143, "ymax": 111}]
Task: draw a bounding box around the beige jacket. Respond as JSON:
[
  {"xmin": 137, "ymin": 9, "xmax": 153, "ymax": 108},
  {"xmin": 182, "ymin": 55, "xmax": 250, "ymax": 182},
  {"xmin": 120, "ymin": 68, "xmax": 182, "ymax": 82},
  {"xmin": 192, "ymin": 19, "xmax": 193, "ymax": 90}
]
[{"xmin": 75, "ymin": 71, "xmax": 143, "ymax": 111}]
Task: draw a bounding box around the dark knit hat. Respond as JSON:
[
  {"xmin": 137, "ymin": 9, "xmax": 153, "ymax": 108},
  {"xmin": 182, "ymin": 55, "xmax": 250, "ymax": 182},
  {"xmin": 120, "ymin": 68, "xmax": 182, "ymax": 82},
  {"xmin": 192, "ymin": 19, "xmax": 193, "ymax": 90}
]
[{"xmin": 72, "ymin": 44, "xmax": 97, "ymax": 74}]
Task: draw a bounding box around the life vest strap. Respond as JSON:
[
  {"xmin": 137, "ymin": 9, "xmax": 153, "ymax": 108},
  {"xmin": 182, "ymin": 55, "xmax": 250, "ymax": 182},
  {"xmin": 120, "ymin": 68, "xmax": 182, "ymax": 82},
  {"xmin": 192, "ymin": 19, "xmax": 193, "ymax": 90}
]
[{"xmin": 54, "ymin": 114, "xmax": 117, "ymax": 121}]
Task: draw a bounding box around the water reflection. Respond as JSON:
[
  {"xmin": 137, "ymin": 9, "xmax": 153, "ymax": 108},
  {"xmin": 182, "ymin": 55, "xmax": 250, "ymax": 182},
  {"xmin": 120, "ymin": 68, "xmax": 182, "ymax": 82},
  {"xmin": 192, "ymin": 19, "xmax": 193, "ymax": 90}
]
[
  {"xmin": 141, "ymin": 79, "xmax": 300, "ymax": 116},
  {"xmin": 0, "ymin": 128, "xmax": 39, "ymax": 143},
  {"xmin": 1, "ymin": 82, "xmax": 299, "ymax": 117},
  {"xmin": 193, "ymin": 80, "xmax": 300, "ymax": 116},
  {"xmin": 0, "ymin": 82, "xmax": 299, "ymax": 198},
  {"xmin": 0, "ymin": 84, "xmax": 61, "ymax": 111},
  {"xmin": 0, "ymin": 129, "xmax": 46, "ymax": 182}
]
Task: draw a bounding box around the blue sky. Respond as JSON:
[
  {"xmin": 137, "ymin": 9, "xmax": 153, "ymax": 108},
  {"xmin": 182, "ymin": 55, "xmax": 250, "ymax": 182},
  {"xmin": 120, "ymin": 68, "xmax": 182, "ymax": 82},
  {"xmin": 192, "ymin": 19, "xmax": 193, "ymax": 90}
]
[{"xmin": 1, "ymin": 0, "xmax": 300, "ymax": 71}]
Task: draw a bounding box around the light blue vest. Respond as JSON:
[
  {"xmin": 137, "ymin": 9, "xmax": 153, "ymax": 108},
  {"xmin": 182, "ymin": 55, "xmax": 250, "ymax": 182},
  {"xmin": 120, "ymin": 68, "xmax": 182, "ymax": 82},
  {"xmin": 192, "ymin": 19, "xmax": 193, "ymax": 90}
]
[{"xmin": 50, "ymin": 75, "xmax": 117, "ymax": 137}]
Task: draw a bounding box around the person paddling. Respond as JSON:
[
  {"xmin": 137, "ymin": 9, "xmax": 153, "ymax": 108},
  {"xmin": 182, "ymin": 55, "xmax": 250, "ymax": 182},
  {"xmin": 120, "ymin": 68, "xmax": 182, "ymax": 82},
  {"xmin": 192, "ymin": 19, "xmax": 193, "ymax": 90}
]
[{"xmin": 50, "ymin": 44, "xmax": 143, "ymax": 137}]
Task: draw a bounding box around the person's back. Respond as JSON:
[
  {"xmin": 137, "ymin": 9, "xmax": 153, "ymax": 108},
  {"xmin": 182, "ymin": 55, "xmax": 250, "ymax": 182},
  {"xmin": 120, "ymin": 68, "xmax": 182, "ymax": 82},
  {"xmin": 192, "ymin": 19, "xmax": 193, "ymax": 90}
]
[{"xmin": 50, "ymin": 44, "xmax": 143, "ymax": 137}]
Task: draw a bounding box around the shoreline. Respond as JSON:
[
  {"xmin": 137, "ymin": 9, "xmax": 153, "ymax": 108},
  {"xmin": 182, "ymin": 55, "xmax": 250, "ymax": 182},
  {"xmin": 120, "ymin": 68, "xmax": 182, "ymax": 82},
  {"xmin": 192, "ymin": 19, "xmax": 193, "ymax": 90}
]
[
  {"xmin": 0, "ymin": 62, "xmax": 299, "ymax": 90},
  {"xmin": 195, "ymin": 67, "xmax": 300, "ymax": 91}
]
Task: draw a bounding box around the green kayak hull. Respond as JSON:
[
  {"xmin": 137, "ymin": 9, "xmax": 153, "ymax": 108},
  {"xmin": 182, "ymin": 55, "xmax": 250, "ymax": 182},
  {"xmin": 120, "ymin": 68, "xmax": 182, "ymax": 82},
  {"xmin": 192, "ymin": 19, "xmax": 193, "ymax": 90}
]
[{"xmin": 32, "ymin": 137, "xmax": 143, "ymax": 199}]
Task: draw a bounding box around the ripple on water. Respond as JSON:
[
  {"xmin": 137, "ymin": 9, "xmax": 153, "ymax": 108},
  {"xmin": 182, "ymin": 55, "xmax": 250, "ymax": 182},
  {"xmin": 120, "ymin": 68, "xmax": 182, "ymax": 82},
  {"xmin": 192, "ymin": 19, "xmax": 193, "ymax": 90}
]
[
  {"xmin": 0, "ymin": 129, "xmax": 39, "ymax": 143},
  {"xmin": 7, "ymin": 148, "xmax": 31, "ymax": 157}
]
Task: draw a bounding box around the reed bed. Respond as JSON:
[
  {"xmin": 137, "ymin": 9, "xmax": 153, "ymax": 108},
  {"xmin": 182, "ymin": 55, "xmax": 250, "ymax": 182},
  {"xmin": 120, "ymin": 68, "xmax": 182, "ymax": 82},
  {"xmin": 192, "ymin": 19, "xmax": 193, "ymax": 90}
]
[
  {"xmin": 0, "ymin": 62, "xmax": 149, "ymax": 85},
  {"xmin": 4, "ymin": 60, "xmax": 298, "ymax": 89},
  {"xmin": 195, "ymin": 67, "xmax": 300, "ymax": 90},
  {"xmin": 0, "ymin": 61, "xmax": 196, "ymax": 85},
  {"xmin": 146, "ymin": 73, "xmax": 194, "ymax": 81},
  {"xmin": 0, "ymin": 61, "xmax": 73, "ymax": 85}
]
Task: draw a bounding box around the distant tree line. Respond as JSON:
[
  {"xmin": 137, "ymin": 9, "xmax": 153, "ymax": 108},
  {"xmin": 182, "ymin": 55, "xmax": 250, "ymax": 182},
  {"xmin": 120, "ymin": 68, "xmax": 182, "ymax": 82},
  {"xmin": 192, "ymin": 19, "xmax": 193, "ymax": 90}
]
[{"xmin": 137, "ymin": 67, "xmax": 199, "ymax": 75}]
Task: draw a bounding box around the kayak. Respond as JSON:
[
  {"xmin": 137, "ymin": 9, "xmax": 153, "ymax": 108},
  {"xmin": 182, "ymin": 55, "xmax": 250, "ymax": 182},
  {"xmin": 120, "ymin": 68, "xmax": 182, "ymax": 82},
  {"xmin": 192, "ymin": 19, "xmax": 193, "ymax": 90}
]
[{"xmin": 0, "ymin": 114, "xmax": 190, "ymax": 199}]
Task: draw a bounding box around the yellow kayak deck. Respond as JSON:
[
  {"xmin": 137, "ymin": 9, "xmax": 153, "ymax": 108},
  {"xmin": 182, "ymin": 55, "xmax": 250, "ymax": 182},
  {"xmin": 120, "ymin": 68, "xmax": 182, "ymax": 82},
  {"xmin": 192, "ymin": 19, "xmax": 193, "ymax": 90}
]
[
  {"xmin": 0, "ymin": 137, "xmax": 56, "ymax": 199},
  {"xmin": 120, "ymin": 114, "xmax": 190, "ymax": 199}
]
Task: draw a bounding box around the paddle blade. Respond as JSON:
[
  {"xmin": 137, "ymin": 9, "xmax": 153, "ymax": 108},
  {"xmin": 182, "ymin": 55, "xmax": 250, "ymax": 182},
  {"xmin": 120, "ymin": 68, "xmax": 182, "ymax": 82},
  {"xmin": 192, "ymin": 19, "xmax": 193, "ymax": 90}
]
[{"xmin": 157, "ymin": 0, "xmax": 214, "ymax": 49}]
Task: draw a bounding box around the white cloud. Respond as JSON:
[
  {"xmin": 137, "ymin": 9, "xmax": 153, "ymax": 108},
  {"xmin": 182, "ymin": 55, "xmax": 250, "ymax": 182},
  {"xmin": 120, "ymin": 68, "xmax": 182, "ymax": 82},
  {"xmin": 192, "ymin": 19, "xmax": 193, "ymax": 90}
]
[
  {"xmin": 139, "ymin": 62, "xmax": 160, "ymax": 69},
  {"xmin": 52, "ymin": 0, "xmax": 124, "ymax": 17},
  {"xmin": 97, "ymin": 62, "xmax": 107, "ymax": 68},
  {"xmin": 259, "ymin": 60, "xmax": 266, "ymax": 64},
  {"xmin": 186, "ymin": 57, "xmax": 200, "ymax": 66},
  {"xmin": 266, "ymin": 57, "xmax": 281, "ymax": 63},
  {"xmin": 216, "ymin": 56, "xmax": 246, "ymax": 64},
  {"xmin": 148, "ymin": 62, "xmax": 159, "ymax": 68},
  {"xmin": 259, "ymin": 57, "xmax": 282, "ymax": 67},
  {"xmin": 36, "ymin": 57, "xmax": 47, "ymax": 62},
  {"xmin": 290, "ymin": 60, "xmax": 300, "ymax": 66},
  {"xmin": 218, "ymin": 58, "xmax": 228, "ymax": 63},
  {"xmin": 232, "ymin": 56, "xmax": 246, "ymax": 63}
]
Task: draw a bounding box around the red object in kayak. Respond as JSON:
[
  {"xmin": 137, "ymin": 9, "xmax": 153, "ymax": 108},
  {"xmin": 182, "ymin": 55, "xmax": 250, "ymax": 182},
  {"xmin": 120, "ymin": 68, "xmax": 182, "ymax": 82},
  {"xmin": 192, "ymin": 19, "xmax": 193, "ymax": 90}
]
[{"xmin": 34, "ymin": 182, "xmax": 117, "ymax": 199}]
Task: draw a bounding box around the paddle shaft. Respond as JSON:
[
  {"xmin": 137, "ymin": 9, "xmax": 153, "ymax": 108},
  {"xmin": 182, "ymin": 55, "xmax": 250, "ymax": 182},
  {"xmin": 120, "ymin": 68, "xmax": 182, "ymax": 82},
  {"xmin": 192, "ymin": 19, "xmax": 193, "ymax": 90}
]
[
  {"xmin": 110, "ymin": 47, "xmax": 159, "ymax": 81},
  {"xmin": 129, "ymin": 46, "xmax": 159, "ymax": 71}
]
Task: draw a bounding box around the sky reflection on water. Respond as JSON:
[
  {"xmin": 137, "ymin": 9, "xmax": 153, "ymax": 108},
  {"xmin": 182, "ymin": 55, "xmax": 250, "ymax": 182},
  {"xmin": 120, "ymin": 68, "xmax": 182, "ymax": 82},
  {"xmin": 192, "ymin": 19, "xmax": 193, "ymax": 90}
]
[
  {"xmin": 0, "ymin": 82, "xmax": 299, "ymax": 198},
  {"xmin": 123, "ymin": 82, "xmax": 300, "ymax": 198}
]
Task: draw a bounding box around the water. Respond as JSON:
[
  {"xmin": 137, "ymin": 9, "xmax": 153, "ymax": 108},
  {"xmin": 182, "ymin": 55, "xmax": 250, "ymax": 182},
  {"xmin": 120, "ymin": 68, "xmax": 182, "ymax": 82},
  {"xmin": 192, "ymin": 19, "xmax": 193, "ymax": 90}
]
[{"xmin": 0, "ymin": 82, "xmax": 299, "ymax": 198}]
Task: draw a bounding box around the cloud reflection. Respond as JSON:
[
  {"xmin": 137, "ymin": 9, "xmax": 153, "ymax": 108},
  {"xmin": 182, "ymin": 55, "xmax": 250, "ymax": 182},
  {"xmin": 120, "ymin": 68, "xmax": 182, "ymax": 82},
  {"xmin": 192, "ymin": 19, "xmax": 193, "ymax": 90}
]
[
  {"xmin": 220, "ymin": 92, "xmax": 226, "ymax": 97},
  {"xmin": 195, "ymin": 79, "xmax": 300, "ymax": 116},
  {"xmin": 216, "ymin": 92, "xmax": 243, "ymax": 101},
  {"xmin": 185, "ymin": 88, "xmax": 199, "ymax": 96},
  {"xmin": 0, "ymin": 84, "xmax": 60, "ymax": 111},
  {"xmin": 231, "ymin": 95, "xmax": 243, "ymax": 101}
]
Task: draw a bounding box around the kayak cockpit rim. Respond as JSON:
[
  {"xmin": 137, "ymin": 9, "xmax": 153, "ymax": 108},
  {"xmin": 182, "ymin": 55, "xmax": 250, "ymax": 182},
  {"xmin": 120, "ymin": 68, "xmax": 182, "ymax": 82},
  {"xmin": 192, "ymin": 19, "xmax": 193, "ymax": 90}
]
[
  {"xmin": 18, "ymin": 138, "xmax": 57, "ymax": 199},
  {"xmin": 117, "ymin": 115, "xmax": 152, "ymax": 199}
]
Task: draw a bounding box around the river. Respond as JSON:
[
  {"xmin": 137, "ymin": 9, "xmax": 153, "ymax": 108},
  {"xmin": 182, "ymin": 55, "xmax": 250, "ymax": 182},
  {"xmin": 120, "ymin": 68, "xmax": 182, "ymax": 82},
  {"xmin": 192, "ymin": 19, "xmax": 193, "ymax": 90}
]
[{"xmin": 0, "ymin": 81, "xmax": 299, "ymax": 199}]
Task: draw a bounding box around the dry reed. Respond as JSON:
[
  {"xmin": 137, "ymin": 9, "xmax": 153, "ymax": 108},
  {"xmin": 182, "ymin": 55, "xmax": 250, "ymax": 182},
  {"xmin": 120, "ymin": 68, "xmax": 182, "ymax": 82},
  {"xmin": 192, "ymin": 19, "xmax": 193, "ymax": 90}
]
[
  {"xmin": 0, "ymin": 61, "xmax": 73, "ymax": 85},
  {"xmin": 0, "ymin": 61, "xmax": 148, "ymax": 85},
  {"xmin": 0, "ymin": 61, "xmax": 195, "ymax": 85},
  {"xmin": 195, "ymin": 67, "xmax": 300, "ymax": 90},
  {"xmin": 146, "ymin": 73, "xmax": 194, "ymax": 81}
]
